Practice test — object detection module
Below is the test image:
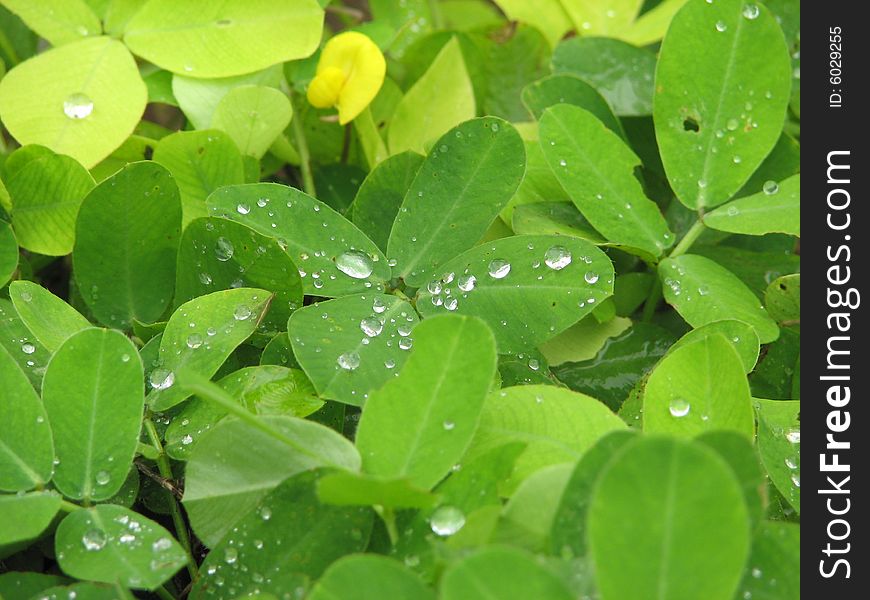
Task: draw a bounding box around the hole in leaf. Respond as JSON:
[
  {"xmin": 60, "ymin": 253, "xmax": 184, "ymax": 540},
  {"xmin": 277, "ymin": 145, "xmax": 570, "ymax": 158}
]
[{"xmin": 682, "ymin": 117, "xmax": 700, "ymax": 132}]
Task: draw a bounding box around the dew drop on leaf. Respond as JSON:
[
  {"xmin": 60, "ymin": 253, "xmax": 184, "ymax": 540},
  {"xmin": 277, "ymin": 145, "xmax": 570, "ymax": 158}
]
[
  {"xmin": 785, "ymin": 428, "xmax": 800, "ymax": 443},
  {"xmin": 458, "ymin": 274, "xmax": 476, "ymax": 291},
  {"xmin": 430, "ymin": 505, "xmax": 466, "ymax": 536},
  {"xmin": 149, "ymin": 368, "xmax": 175, "ymax": 390},
  {"xmin": 584, "ymin": 271, "xmax": 599, "ymax": 284},
  {"xmin": 337, "ymin": 352, "xmax": 361, "ymax": 371},
  {"xmin": 237, "ymin": 203, "xmax": 251, "ymax": 215},
  {"xmin": 398, "ymin": 337, "xmax": 413, "ymax": 350},
  {"xmin": 763, "ymin": 180, "xmax": 779, "ymax": 194},
  {"xmin": 715, "ymin": 20, "xmax": 727, "ymax": 32},
  {"xmin": 488, "ymin": 259, "xmax": 511, "ymax": 279},
  {"xmin": 214, "ymin": 237, "xmax": 234, "ymax": 262},
  {"xmin": 186, "ymin": 333, "xmax": 203, "ymax": 349},
  {"xmin": 21, "ymin": 343, "xmax": 35, "ymax": 355},
  {"xmin": 233, "ymin": 305, "xmax": 252, "ymax": 320},
  {"xmin": 81, "ymin": 528, "xmax": 107, "ymax": 551},
  {"xmin": 544, "ymin": 246, "xmax": 572, "ymax": 270},
  {"xmin": 336, "ymin": 250, "xmax": 373, "ymax": 279},
  {"xmin": 95, "ymin": 470, "xmax": 111, "ymax": 486},
  {"xmin": 360, "ymin": 316, "xmax": 384, "ymax": 337},
  {"xmin": 669, "ymin": 397, "xmax": 691, "ymax": 417},
  {"xmin": 63, "ymin": 93, "xmax": 94, "ymax": 119},
  {"xmin": 742, "ymin": 4, "xmax": 760, "ymax": 19}
]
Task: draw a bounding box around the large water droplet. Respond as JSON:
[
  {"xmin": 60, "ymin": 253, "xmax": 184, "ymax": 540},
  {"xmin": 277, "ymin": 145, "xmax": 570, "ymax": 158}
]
[
  {"xmin": 21, "ymin": 343, "xmax": 35, "ymax": 355},
  {"xmin": 82, "ymin": 528, "xmax": 107, "ymax": 551},
  {"xmin": 64, "ymin": 93, "xmax": 94, "ymax": 119},
  {"xmin": 742, "ymin": 4, "xmax": 760, "ymax": 19},
  {"xmin": 715, "ymin": 20, "xmax": 728, "ymax": 32},
  {"xmin": 95, "ymin": 470, "xmax": 111, "ymax": 486},
  {"xmin": 763, "ymin": 180, "xmax": 779, "ymax": 195},
  {"xmin": 360, "ymin": 316, "xmax": 384, "ymax": 337},
  {"xmin": 152, "ymin": 537, "xmax": 173, "ymax": 552},
  {"xmin": 785, "ymin": 428, "xmax": 800, "ymax": 443},
  {"xmin": 372, "ymin": 297, "xmax": 387, "ymax": 314},
  {"xmin": 214, "ymin": 237, "xmax": 234, "ymax": 262},
  {"xmin": 149, "ymin": 368, "xmax": 175, "ymax": 391},
  {"xmin": 233, "ymin": 305, "xmax": 252, "ymax": 320},
  {"xmin": 544, "ymin": 246, "xmax": 572, "ymax": 270},
  {"xmin": 336, "ymin": 250, "xmax": 374, "ymax": 279},
  {"xmin": 398, "ymin": 337, "xmax": 413, "ymax": 350},
  {"xmin": 187, "ymin": 333, "xmax": 203, "ymax": 349},
  {"xmin": 224, "ymin": 547, "xmax": 238, "ymax": 564},
  {"xmin": 669, "ymin": 397, "xmax": 691, "ymax": 417},
  {"xmin": 237, "ymin": 203, "xmax": 251, "ymax": 215},
  {"xmin": 430, "ymin": 505, "xmax": 466, "ymax": 536},
  {"xmin": 458, "ymin": 274, "xmax": 476, "ymax": 292},
  {"xmin": 337, "ymin": 352, "xmax": 360, "ymax": 370},
  {"xmin": 584, "ymin": 271, "xmax": 599, "ymax": 284},
  {"xmin": 488, "ymin": 259, "xmax": 511, "ymax": 279}
]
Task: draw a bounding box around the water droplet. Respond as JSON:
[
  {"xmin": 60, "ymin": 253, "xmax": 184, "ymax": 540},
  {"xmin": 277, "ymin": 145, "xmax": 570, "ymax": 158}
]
[
  {"xmin": 398, "ymin": 337, "xmax": 413, "ymax": 350},
  {"xmin": 742, "ymin": 4, "xmax": 760, "ymax": 19},
  {"xmin": 21, "ymin": 343, "xmax": 35, "ymax": 355},
  {"xmin": 584, "ymin": 271, "xmax": 599, "ymax": 284},
  {"xmin": 444, "ymin": 297, "xmax": 458, "ymax": 311},
  {"xmin": 181, "ymin": 434, "xmax": 194, "ymax": 445},
  {"xmin": 63, "ymin": 93, "xmax": 94, "ymax": 119},
  {"xmin": 544, "ymin": 246, "xmax": 572, "ymax": 270},
  {"xmin": 19, "ymin": 291, "xmax": 32, "ymax": 302},
  {"xmin": 727, "ymin": 206, "xmax": 740, "ymax": 216},
  {"xmin": 785, "ymin": 456, "xmax": 798, "ymax": 470},
  {"xmin": 224, "ymin": 547, "xmax": 238, "ymax": 564},
  {"xmin": 186, "ymin": 333, "xmax": 203, "ymax": 349},
  {"xmin": 427, "ymin": 280, "xmax": 442, "ymax": 295},
  {"xmin": 715, "ymin": 20, "xmax": 727, "ymax": 32},
  {"xmin": 457, "ymin": 274, "xmax": 476, "ymax": 292},
  {"xmin": 488, "ymin": 259, "xmax": 511, "ymax": 279},
  {"xmin": 559, "ymin": 159, "xmax": 567, "ymax": 167},
  {"xmin": 149, "ymin": 368, "xmax": 175, "ymax": 391},
  {"xmin": 443, "ymin": 420, "xmax": 455, "ymax": 430},
  {"xmin": 82, "ymin": 529, "xmax": 107, "ymax": 551},
  {"xmin": 790, "ymin": 473, "xmax": 800, "ymax": 488},
  {"xmin": 698, "ymin": 285, "xmax": 710, "ymax": 296},
  {"xmin": 214, "ymin": 237, "xmax": 234, "ymax": 262},
  {"xmin": 337, "ymin": 352, "xmax": 360, "ymax": 371},
  {"xmin": 237, "ymin": 203, "xmax": 251, "ymax": 215},
  {"xmin": 726, "ymin": 118, "xmax": 739, "ymax": 131},
  {"xmin": 763, "ymin": 180, "xmax": 779, "ymax": 195},
  {"xmin": 199, "ymin": 272, "xmax": 213, "ymax": 285},
  {"xmin": 528, "ymin": 358, "xmax": 540, "ymax": 371},
  {"xmin": 732, "ymin": 155, "xmax": 742, "ymax": 164},
  {"xmin": 260, "ymin": 506, "xmax": 272, "ymax": 520},
  {"xmin": 669, "ymin": 397, "xmax": 691, "ymax": 417},
  {"xmin": 430, "ymin": 505, "xmax": 465, "ymax": 536},
  {"xmin": 360, "ymin": 316, "xmax": 383, "ymax": 337},
  {"xmin": 95, "ymin": 470, "xmax": 111, "ymax": 486},
  {"xmin": 152, "ymin": 537, "xmax": 173, "ymax": 552},
  {"xmin": 233, "ymin": 305, "xmax": 252, "ymax": 320},
  {"xmin": 336, "ymin": 250, "xmax": 374, "ymax": 279},
  {"xmin": 785, "ymin": 428, "xmax": 800, "ymax": 443},
  {"xmin": 372, "ymin": 298, "xmax": 387, "ymax": 313}
]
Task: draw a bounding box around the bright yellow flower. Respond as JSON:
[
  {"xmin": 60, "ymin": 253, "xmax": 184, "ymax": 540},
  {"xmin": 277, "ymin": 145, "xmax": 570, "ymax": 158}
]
[{"xmin": 307, "ymin": 31, "xmax": 386, "ymax": 125}]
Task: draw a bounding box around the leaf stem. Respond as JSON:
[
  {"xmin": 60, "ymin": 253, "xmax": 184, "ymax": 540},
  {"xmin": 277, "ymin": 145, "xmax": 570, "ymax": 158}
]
[
  {"xmin": 641, "ymin": 278, "xmax": 662, "ymax": 323},
  {"xmin": 291, "ymin": 97, "xmax": 317, "ymax": 197},
  {"xmin": 641, "ymin": 217, "xmax": 706, "ymax": 320},
  {"xmin": 669, "ymin": 218, "xmax": 706, "ymax": 259},
  {"xmin": 143, "ymin": 417, "xmax": 197, "ymax": 580},
  {"xmin": 155, "ymin": 586, "xmax": 176, "ymax": 600},
  {"xmin": 376, "ymin": 506, "xmax": 399, "ymax": 545},
  {"xmin": 59, "ymin": 499, "xmax": 82, "ymax": 513}
]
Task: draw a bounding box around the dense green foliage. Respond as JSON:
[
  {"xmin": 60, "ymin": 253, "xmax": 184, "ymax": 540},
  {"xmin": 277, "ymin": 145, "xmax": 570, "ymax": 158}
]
[{"xmin": 0, "ymin": 0, "xmax": 799, "ymax": 598}]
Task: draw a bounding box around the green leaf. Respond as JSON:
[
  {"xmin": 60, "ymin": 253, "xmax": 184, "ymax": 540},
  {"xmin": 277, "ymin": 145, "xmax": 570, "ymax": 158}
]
[
  {"xmin": 152, "ymin": 129, "xmax": 245, "ymax": 227},
  {"xmin": 490, "ymin": 0, "xmax": 571, "ymax": 49},
  {"xmin": 388, "ymin": 117, "xmax": 525, "ymax": 287},
  {"xmin": 0, "ymin": 37, "xmax": 147, "ymax": 168},
  {"xmin": 308, "ymin": 555, "xmax": 434, "ymax": 600},
  {"xmin": 351, "ymin": 150, "xmax": 424, "ymax": 252},
  {"xmin": 0, "ymin": 571, "xmax": 70, "ymax": 599},
  {"xmin": 696, "ymin": 431, "xmax": 765, "ymax": 527},
  {"xmin": 669, "ymin": 319, "xmax": 760, "ymax": 373},
  {"xmin": 560, "ymin": 0, "xmax": 643, "ymax": 36},
  {"xmin": 736, "ymin": 521, "xmax": 799, "ymax": 600},
  {"xmin": 0, "ymin": 0, "xmax": 101, "ymax": 46},
  {"xmin": 42, "ymin": 328, "xmax": 143, "ymax": 501},
  {"xmin": 72, "ymin": 162, "xmax": 182, "ymax": 329},
  {"xmin": 0, "ymin": 221, "xmax": 17, "ymax": 288},
  {"xmin": 35, "ymin": 582, "xmax": 128, "ymax": 600},
  {"xmin": 0, "ymin": 299, "xmax": 51, "ymax": 389},
  {"xmin": 0, "ymin": 491, "xmax": 61, "ymax": 547},
  {"xmin": 539, "ymin": 315, "xmax": 632, "ymax": 367},
  {"xmin": 522, "ymin": 74, "xmax": 623, "ymax": 137},
  {"xmin": 467, "ymin": 385, "xmax": 626, "ymax": 491},
  {"xmin": 211, "ymin": 85, "xmax": 293, "ymax": 158},
  {"xmin": 622, "ymin": 0, "xmax": 690, "ymax": 46},
  {"xmin": 764, "ymin": 273, "xmax": 799, "ymax": 323},
  {"xmin": 503, "ymin": 139, "xmax": 572, "ymax": 224},
  {"xmin": 9, "ymin": 281, "xmax": 90, "ymax": 353},
  {"xmin": 552, "ymin": 323, "xmax": 676, "ymax": 411},
  {"xmin": 355, "ymin": 315, "xmax": 497, "ymax": 489},
  {"xmin": 416, "ymin": 235, "xmax": 614, "ymax": 353},
  {"xmin": 644, "ymin": 334, "xmax": 754, "ymax": 438},
  {"xmin": 659, "ymin": 254, "xmax": 780, "ymax": 343},
  {"xmin": 171, "ymin": 66, "xmax": 283, "ymax": 130},
  {"xmin": 164, "ymin": 365, "xmax": 322, "ymax": 460},
  {"xmin": 175, "ymin": 217, "xmax": 303, "ymax": 333},
  {"xmin": 705, "ymin": 174, "xmax": 799, "ymax": 237},
  {"xmin": 183, "ymin": 415, "xmax": 360, "ymax": 547},
  {"xmin": 123, "ymin": 0, "xmax": 324, "ymax": 79},
  {"xmin": 551, "ymin": 37, "xmax": 656, "ymax": 116},
  {"xmin": 289, "ymin": 293, "xmax": 418, "ymax": 407},
  {"xmin": 0, "ymin": 344, "xmax": 53, "ymax": 491},
  {"xmin": 654, "ymin": 0, "xmax": 792, "ymax": 209},
  {"xmin": 316, "ymin": 471, "xmax": 437, "ymax": 509},
  {"xmin": 750, "ymin": 328, "xmax": 798, "ymax": 400},
  {"xmin": 754, "ymin": 398, "xmax": 800, "ymax": 513},
  {"xmin": 550, "ymin": 430, "xmax": 638, "ymax": 557},
  {"xmin": 146, "ymin": 288, "xmax": 272, "ymax": 411},
  {"xmin": 387, "ymin": 37, "xmax": 476, "ymax": 155},
  {"xmin": 55, "ymin": 504, "xmax": 187, "ymax": 590},
  {"xmin": 510, "ymin": 202, "xmax": 604, "ymax": 244},
  {"xmin": 499, "ymin": 463, "xmax": 573, "ymax": 551},
  {"xmin": 190, "ymin": 471, "xmax": 372, "ymax": 597},
  {"xmin": 539, "ymin": 104, "xmax": 673, "ymax": 257},
  {"xmin": 588, "ymin": 437, "xmax": 751, "ymax": 600},
  {"xmin": 6, "ymin": 153, "xmax": 95, "ymax": 255},
  {"xmin": 208, "ymin": 183, "xmax": 391, "ymax": 297},
  {"xmin": 441, "ymin": 546, "xmax": 573, "ymax": 600}
]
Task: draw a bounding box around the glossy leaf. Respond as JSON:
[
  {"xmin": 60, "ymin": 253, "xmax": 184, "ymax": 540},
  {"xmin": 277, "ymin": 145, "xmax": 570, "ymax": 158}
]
[
  {"xmin": 184, "ymin": 415, "xmax": 360, "ymax": 547},
  {"xmin": 466, "ymin": 385, "xmax": 626, "ymax": 491},
  {"xmin": 9, "ymin": 281, "xmax": 90, "ymax": 353},
  {"xmin": 490, "ymin": 0, "xmax": 571, "ymax": 48},
  {"xmin": 704, "ymin": 174, "xmax": 799, "ymax": 236},
  {"xmin": 146, "ymin": 288, "xmax": 272, "ymax": 411},
  {"xmin": 764, "ymin": 273, "xmax": 800, "ymax": 323},
  {"xmin": 190, "ymin": 471, "xmax": 372, "ymax": 598},
  {"xmin": 669, "ymin": 319, "xmax": 760, "ymax": 373},
  {"xmin": 0, "ymin": 299, "xmax": 51, "ymax": 389},
  {"xmin": 73, "ymin": 162, "xmax": 182, "ymax": 328},
  {"xmin": 416, "ymin": 235, "xmax": 614, "ymax": 353},
  {"xmin": 736, "ymin": 521, "xmax": 800, "ymax": 600},
  {"xmin": 754, "ymin": 398, "xmax": 800, "ymax": 513},
  {"xmin": 0, "ymin": 344, "xmax": 53, "ymax": 491},
  {"xmin": 0, "ymin": 222, "xmax": 16, "ymax": 288},
  {"xmin": 55, "ymin": 504, "xmax": 187, "ymax": 590},
  {"xmin": 124, "ymin": 0, "xmax": 324, "ymax": 78},
  {"xmin": 0, "ymin": 37, "xmax": 147, "ymax": 168},
  {"xmin": 697, "ymin": 431, "xmax": 765, "ymax": 527},
  {"xmin": 588, "ymin": 437, "xmax": 751, "ymax": 600},
  {"xmin": 654, "ymin": 0, "xmax": 792, "ymax": 208},
  {"xmin": 208, "ymin": 183, "xmax": 390, "ymax": 297},
  {"xmin": 659, "ymin": 254, "xmax": 780, "ymax": 343},
  {"xmin": 308, "ymin": 555, "xmax": 434, "ymax": 600},
  {"xmin": 42, "ymin": 328, "xmax": 143, "ymax": 501},
  {"xmin": 0, "ymin": 0, "xmax": 101, "ymax": 46},
  {"xmin": 355, "ymin": 315, "xmax": 497, "ymax": 489},
  {"xmin": 289, "ymin": 293, "xmax": 418, "ymax": 406},
  {"xmin": 317, "ymin": 471, "xmax": 437, "ymax": 509},
  {"xmin": 0, "ymin": 491, "xmax": 61, "ymax": 547},
  {"xmin": 388, "ymin": 117, "xmax": 525, "ymax": 287},
  {"xmin": 522, "ymin": 74, "xmax": 623, "ymax": 136},
  {"xmin": 539, "ymin": 104, "xmax": 673, "ymax": 256}
]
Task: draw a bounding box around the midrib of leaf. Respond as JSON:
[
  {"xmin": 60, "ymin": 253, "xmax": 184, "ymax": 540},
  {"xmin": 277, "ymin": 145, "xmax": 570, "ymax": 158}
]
[
  {"xmin": 0, "ymin": 437, "xmax": 43, "ymax": 486},
  {"xmin": 82, "ymin": 334, "xmax": 108, "ymax": 501},
  {"xmin": 655, "ymin": 445, "xmax": 680, "ymax": 600},
  {"xmin": 696, "ymin": 8, "xmax": 746, "ymax": 208},
  {"xmin": 90, "ymin": 508, "xmax": 148, "ymax": 581},
  {"xmin": 54, "ymin": 39, "xmax": 113, "ymax": 151},
  {"xmin": 395, "ymin": 135, "xmax": 500, "ymax": 281}
]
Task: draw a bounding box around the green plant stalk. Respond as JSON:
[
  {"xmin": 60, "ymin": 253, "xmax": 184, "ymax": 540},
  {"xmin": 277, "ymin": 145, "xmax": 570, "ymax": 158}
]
[
  {"xmin": 375, "ymin": 506, "xmax": 399, "ymax": 545},
  {"xmin": 642, "ymin": 218, "xmax": 706, "ymax": 320},
  {"xmin": 669, "ymin": 219, "xmax": 706, "ymax": 258},
  {"xmin": 154, "ymin": 586, "xmax": 176, "ymax": 600},
  {"xmin": 143, "ymin": 417, "xmax": 197, "ymax": 580},
  {"xmin": 291, "ymin": 99, "xmax": 317, "ymax": 197},
  {"xmin": 59, "ymin": 499, "xmax": 82, "ymax": 513}
]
